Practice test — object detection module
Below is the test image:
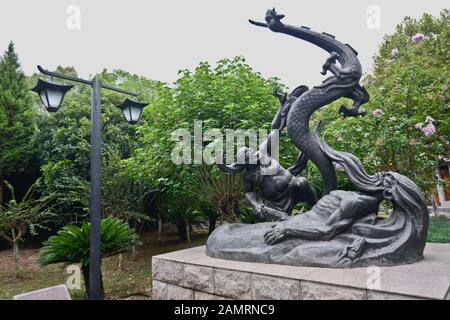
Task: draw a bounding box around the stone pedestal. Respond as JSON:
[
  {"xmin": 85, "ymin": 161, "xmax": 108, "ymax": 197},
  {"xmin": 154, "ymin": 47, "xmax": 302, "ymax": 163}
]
[
  {"xmin": 151, "ymin": 243, "xmax": 450, "ymax": 300},
  {"xmin": 13, "ymin": 284, "xmax": 71, "ymax": 300}
]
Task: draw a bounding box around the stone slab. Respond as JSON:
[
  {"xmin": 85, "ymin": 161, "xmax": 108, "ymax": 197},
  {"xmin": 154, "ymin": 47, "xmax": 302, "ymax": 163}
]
[
  {"xmin": 183, "ymin": 264, "xmax": 214, "ymax": 293},
  {"xmin": 374, "ymin": 270, "xmax": 450, "ymax": 299},
  {"xmin": 301, "ymin": 281, "xmax": 366, "ymax": 300},
  {"xmin": 152, "ymin": 280, "xmax": 167, "ymax": 300},
  {"xmin": 152, "ymin": 259, "xmax": 184, "ymax": 285},
  {"xmin": 251, "ymin": 274, "xmax": 301, "ymax": 300},
  {"xmin": 152, "ymin": 243, "xmax": 450, "ymax": 300},
  {"xmin": 214, "ymin": 269, "xmax": 252, "ymax": 299},
  {"xmin": 166, "ymin": 284, "xmax": 194, "ymax": 300},
  {"xmin": 13, "ymin": 284, "xmax": 71, "ymax": 300}
]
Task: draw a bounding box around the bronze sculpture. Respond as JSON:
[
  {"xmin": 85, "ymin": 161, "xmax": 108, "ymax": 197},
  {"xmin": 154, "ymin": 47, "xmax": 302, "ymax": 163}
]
[{"xmin": 206, "ymin": 9, "xmax": 429, "ymax": 268}]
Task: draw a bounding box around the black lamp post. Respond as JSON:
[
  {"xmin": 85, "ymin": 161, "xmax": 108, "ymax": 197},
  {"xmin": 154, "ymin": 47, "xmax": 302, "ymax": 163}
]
[{"xmin": 31, "ymin": 66, "xmax": 147, "ymax": 300}]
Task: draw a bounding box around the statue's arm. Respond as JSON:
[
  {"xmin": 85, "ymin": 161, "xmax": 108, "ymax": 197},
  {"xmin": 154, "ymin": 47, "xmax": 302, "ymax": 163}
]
[
  {"xmin": 245, "ymin": 192, "xmax": 261, "ymax": 211},
  {"xmin": 244, "ymin": 179, "xmax": 261, "ymax": 212},
  {"xmin": 259, "ymin": 88, "xmax": 288, "ymax": 158},
  {"xmin": 270, "ymin": 97, "xmax": 289, "ymax": 131}
]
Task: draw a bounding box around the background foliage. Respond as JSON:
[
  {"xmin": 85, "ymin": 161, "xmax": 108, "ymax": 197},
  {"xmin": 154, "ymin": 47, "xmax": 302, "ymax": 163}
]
[
  {"xmin": 0, "ymin": 10, "xmax": 448, "ymax": 246},
  {"xmin": 312, "ymin": 10, "xmax": 449, "ymax": 195}
]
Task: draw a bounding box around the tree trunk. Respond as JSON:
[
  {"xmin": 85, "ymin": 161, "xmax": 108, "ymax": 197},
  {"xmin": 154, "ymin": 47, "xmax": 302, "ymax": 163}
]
[
  {"xmin": 175, "ymin": 222, "xmax": 188, "ymax": 241},
  {"xmin": 11, "ymin": 228, "xmax": 20, "ymax": 277},
  {"xmin": 0, "ymin": 177, "xmax": 3, "ymax": 206},
  {"xmin": 131, "ymin": 245, "xmax": 136, "ymax": 260},
  {"xmin": 118, "ymin": 254, "xmax": 123, "ymax": 271},
  {"xmin": 186, "ymin": 222, "xmax": 191, "ymax": 245},
  {"xmin": 13, "ymin": 241, "xmax": 20, "ymax": 277},
  {"xmin": 157, "ymin": 218, "xmax": 162, "ymax": 243},
  {"xmin": 13, "ymin": 241, "xmax": 20, "ymax": 274},
  {"xmin": 208, "ymin": 217, "xmax": 217, "ymax": 235}
]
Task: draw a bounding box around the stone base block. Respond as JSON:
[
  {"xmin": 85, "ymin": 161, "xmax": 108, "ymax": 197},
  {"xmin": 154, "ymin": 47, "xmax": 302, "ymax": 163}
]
[{"xmin": 151, "ymin": 243, "xmax": 450, "ymax": 300}]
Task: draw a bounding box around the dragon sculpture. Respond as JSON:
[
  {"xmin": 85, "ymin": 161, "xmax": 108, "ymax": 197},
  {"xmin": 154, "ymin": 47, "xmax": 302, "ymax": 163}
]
[
  {"xmin": 206, "ymin": 9, "xmax": 429, "ymax": 268},
  {"xmin": 250, "ymin": 8, "xmax": 369, "ymax": 195}
]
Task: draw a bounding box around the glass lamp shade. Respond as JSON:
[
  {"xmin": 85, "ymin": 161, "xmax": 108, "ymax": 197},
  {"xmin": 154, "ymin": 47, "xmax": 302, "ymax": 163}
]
[
  {"xmin": 31, "ymin": 79, "xmax": 73, "ymax": 112},
  {"xmin": 116, "ymin": 98, "xmax": 148, "ymax": 124}
]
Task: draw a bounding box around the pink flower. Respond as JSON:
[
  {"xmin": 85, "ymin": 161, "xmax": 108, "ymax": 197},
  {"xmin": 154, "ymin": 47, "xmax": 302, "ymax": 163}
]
[
  {"xmin": 415, "ymin": 122, "xmax": 423, "ymax": 129},
  {"xmin": 422, "ymin": 122, "xmax": 436, "ymax": 136},
  {"xmin": 391, "ymin": 48, "xmax": 399, "ymax": 57},
  {"xmin": 412, "ymin": 33, "xmax": 425, "ymax": 43},
  {"xmin": 372, "ymin": 109, "xmax": 383, "ymax": 118},
  {"xmin": 334, "ymin": 163, "xmax": 344, "ymax": 171}
]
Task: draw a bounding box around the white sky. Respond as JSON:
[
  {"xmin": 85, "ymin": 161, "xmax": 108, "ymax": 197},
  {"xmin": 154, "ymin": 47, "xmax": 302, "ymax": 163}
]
[{"xmin": 0, "ymin": 0, "xmax": 447, "ymax": 88}]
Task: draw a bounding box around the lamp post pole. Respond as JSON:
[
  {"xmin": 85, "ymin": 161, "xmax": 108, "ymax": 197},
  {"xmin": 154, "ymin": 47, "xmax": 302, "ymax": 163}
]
[
  {"xmin": 89, "ymin": 78, "xmax": 102, "ymax": 299},
  {"xmin": 35, "ymin": 66, "xmax": 140, "ymax": 300}
]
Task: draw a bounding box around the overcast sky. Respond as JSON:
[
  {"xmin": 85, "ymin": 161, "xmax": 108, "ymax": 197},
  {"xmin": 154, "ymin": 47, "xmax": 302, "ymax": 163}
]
[{"xmin": 0, "ymin": 0, "xmax": 447, "ymax": 89}]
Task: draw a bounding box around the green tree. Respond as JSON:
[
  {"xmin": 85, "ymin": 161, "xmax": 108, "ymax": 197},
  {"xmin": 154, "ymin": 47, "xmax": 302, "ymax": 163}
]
[
  {"xmin": 0, "ymin": 42, "xmax": 37, "ymax": 205},
  {"xmin": 102, "ymin": 153, "xmax": 155, "ymax": 228},
  {"xmin": 125, "ymin": 57, "xmax": 289, "ymax": 238},
  {"xmin": 314, "ymin": 10, "xmax": 449, "ymax": 196},
  {"xmin": 34, "ymin": 68, "xmax": 160, "ymax": 226}
]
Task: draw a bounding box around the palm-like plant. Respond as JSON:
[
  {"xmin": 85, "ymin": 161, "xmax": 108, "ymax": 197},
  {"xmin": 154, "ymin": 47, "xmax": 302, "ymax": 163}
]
[{"xmin": 39, "ymin": 217, "xmax": 140, "ymax": 298}]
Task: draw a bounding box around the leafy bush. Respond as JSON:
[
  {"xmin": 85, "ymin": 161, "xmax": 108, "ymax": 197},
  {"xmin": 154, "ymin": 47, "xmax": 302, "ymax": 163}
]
[
  {"xmin": 39, "ymin": 217, "xmax": 140, "ymax": 298},
  {"xmin": 125, "ymin": 57, "xmax": 288, "ymax": 237},
  {"xmin": 0, "ymin": 178, "xmax": 52, "ymax": 276}
]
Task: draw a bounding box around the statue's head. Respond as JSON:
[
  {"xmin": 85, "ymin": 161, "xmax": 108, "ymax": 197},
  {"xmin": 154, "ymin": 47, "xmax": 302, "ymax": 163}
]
[
  {"xmin": 265, "ymin": 8, "xmax": 285, "ymax": 23},
  {"xmin": 217, "ymin": 147, "xmax": 261, "ymax": 173},
  {"xmin": 379, "ymin": 172, "xmax": 426, "ymax": 211}
]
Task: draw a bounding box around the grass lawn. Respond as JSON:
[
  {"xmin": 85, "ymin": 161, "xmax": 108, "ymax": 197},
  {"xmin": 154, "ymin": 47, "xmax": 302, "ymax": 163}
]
[
  {"xmin": 1, "ymin": 218, "xmax": 449, "ymax": 300},
  {"xmin": 427, "ymin": 217, "xmax": 450, "ymax": 243},
  {"xmin": 0, "ymin": 227, "xmax": 209, "ymax": 300}
]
